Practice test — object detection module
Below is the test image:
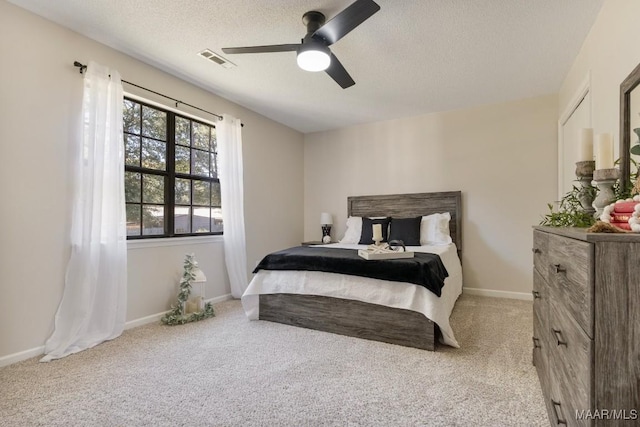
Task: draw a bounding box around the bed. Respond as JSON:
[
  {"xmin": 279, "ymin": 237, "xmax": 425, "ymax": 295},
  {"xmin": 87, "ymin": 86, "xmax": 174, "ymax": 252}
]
[{"xmin": 241, "ymin": 191, "xmax": 463, "ymax": 351}]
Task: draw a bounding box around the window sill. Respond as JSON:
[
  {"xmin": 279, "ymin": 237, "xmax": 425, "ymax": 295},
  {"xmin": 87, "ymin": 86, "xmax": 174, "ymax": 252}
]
[{"xmin": 127, "ymin": 235, "xmax": 223, "ymax": 250}]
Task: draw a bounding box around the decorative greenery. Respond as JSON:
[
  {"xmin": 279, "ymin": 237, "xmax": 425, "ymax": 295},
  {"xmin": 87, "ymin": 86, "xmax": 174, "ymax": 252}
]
[
  {"xmin": 161, "ymin": 254, "xmax": 215, "ymax": 326},
  {"xmin": 542, "ymin": 150, "xmax": 640, "ymax": 227},
  {"xmin": 540, "ymin": 185, "xmax": 596, "ymax": 228},
  {"xmin": 613, "ymin": 157, "xmax": 639, "ymax": 200}
]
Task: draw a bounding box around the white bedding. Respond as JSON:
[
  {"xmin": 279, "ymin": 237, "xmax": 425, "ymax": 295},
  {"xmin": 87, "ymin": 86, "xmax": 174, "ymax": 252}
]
[{"xmin": 241, "ymin": 243, "xmax": 463, "ymax": 347}]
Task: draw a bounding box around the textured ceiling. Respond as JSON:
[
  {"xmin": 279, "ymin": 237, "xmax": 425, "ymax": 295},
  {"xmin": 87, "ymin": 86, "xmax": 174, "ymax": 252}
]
[{"xmin": 9, "ymin": 0, "xmax": 603, "ymax": 133}]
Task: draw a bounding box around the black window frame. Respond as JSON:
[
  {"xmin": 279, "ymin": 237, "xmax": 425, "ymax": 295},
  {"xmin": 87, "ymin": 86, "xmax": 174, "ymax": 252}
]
[{"xmin": 124, "ymin": 97, "xmax": 222, "ymax": 239}]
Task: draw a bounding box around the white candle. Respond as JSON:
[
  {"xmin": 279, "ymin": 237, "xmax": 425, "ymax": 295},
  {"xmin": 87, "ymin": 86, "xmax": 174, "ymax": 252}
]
[
  {"xmin": 186, "ymin": 300, "xmax": 198, "ymax": 314},
  {"xmin": 595, "ymin": 133, "xmax": 614, "ymax": 170},
  {"xmin": 372, "ymin": 224, "xmax": 382, "ymax": 241},
  {"xmin": 578, "ymin": 128, "xmax": 593, "ymax": 161}
]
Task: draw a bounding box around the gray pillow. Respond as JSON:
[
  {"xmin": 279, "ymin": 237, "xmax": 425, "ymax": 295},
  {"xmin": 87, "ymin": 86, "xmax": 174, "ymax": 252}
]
[{"xmin": 388, "ymin": 217, "xmax": 422, "ymax": 246}]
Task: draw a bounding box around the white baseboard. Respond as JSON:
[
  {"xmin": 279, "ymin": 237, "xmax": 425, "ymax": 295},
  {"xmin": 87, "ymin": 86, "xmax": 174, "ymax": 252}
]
[
  {"xmin": 0, "ymin": 293, "xmax": 234, "ymax": 368},
  {"xmin": 463, "ymin": 287, "xmax": 533, "ymax": 301},
  {"xmin": 123, "ymin": 293, "xmax": 234, "ymax": 329},
  {"xmin": 206, "ymin": 293, "xmax": 235, "ymax": 304},
  {"xmin": 124, "ymin": 311, "xmax": 169, "ymax": 330},
  {"xmin": 0, "ymin": 345, "xmax": 46, "ymax": 368}
]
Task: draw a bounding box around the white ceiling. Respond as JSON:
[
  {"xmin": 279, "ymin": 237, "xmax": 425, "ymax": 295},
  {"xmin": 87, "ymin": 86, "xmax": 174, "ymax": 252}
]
[{"xmin": 9, "ymin": 0, "xmax": 603, "ymax": 133}]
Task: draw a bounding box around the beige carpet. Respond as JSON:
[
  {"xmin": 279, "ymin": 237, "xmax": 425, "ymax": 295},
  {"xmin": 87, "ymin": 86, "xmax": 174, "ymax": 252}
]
[{"xmin": 0, "ymin": 295, "xmax": 547, "ymax": 426}]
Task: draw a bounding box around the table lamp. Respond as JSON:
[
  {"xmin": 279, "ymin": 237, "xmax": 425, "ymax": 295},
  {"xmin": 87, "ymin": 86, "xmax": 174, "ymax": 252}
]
[{"xmin": 320, "ymin": 212, "xmax": 333, "ymax": 243}]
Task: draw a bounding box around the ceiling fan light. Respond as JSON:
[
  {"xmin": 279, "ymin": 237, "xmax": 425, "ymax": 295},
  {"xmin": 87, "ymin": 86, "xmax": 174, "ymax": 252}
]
[{"xmin": 297, "ymin": 44, "xmax": 330, "ymax": 72}]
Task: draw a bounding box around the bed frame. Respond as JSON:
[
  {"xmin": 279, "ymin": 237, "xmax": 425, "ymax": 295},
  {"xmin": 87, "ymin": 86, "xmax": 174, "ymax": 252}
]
[{"xmin": 259, "ymin": 191, "xmax": 462, "ymax": 351}]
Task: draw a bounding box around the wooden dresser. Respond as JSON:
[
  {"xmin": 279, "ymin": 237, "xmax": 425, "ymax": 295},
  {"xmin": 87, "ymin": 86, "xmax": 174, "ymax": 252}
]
[{"xmin": 532, "ymin": 226, "xmax": 640, "ymax": 426}]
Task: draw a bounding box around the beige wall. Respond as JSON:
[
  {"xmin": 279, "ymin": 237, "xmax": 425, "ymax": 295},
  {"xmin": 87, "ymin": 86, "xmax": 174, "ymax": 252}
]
[
  {"xmin": 304, "ymin": 95, "xmax": 558, "ymax": 294},
  {"xmin": 0, "ymin": 2, "xmax": 304, "ymax": 361},
  {"xmin": 559, "ymin": 0, "xmax": 640, "ymax": 163}
]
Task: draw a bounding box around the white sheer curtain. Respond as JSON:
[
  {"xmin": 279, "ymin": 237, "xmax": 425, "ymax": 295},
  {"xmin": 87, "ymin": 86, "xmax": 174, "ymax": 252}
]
[
  {"xmin": 41, "ymin": 61, "xmax": 127, "ymax": 362},
  {"xmin": 218, "ymin": 114, "xmax": 249, "ymax": 298}
]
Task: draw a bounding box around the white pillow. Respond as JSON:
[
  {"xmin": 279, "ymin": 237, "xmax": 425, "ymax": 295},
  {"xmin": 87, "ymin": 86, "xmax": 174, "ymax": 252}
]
[
  {"xmin": 420, "ymin": 212, "xmax": 453, "ymax": 246},
  {"xmin": 340, "ymin": 216, "xmax": 362, "ymax": 244}
]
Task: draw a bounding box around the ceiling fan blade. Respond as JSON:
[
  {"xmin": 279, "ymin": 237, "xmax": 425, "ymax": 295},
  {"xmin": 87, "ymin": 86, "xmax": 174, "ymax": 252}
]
[
  {"xmin": 312, "ymin": 0, "xmax": 380, "ymax": 45},
  {"xmin": 222, "ymin": 44, "xmax": 299, "ymax": 54},
  {"xmin": 325, "ymin": 53, "xmax": 355, "ymax": 89}
]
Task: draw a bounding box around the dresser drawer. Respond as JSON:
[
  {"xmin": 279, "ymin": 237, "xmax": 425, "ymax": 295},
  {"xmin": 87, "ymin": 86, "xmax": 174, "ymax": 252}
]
[
  {"xmin": 533, "ymin": 230, "xmax": 550, "ymax": 282},
  {"xmin": 532, "ymin": 309, "xmax": 549, "ymax": 398},
  {"xmin": 547, "ymin": 233, "xmax": 594, "ymax": 337},
  {"xmin": 549, "ymin": 357, "xmax": 592, "ymax": 427},
  {"xmin": 548, "ymin": 296, "xmax": 593, "ymax": 418},
  {"xmin": 532, "ymin": 269, "xmax": 548, "ymax": 331}
]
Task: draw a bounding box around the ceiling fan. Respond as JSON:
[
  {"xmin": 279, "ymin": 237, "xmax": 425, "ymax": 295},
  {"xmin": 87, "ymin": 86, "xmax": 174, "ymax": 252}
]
[{"xmin": 221, "ymin": 0, "xmax": 380, "ymax": 89}]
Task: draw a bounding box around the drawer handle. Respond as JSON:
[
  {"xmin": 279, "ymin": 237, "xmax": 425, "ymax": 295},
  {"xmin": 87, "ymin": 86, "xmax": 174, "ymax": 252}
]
[
  {"xmin": 532, "ymin": 248, "xmax": 541, "ymax": 254},
  {"xmin": 553, "ymin": 264, "xmax": 566, "ymax": 274},
  {"xmin": 551, "ymin": 399, "xmax": 567, "ymax": 425},
  {"xmin": 552, "ymin": 329, "xmax": 567, "ymax": 346},
  {"xmin": 532, "ymin": 290, "xmax": 541, "ymax": 299},
  {"xmin": 532, "ymin": 337, "xmax": 541, "ymax": 349}
]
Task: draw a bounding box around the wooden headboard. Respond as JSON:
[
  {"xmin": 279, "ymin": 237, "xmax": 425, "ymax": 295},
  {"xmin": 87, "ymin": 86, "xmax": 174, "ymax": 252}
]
[{"xmin": 347, "ymin": 191, "xmax": 462, "ymax": 257}]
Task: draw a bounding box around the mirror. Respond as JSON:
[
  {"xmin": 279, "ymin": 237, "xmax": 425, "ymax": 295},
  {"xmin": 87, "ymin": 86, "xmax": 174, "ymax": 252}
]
[{"xmin": 619, "ymin": 62, "xmax": 640, "ymax": 193}]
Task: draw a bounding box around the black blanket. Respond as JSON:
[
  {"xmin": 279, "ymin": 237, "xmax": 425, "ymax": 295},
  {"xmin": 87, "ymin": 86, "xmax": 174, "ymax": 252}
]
[{"xmin": 253, "ymin": 246, "xmax": 448, "ymax": 297}]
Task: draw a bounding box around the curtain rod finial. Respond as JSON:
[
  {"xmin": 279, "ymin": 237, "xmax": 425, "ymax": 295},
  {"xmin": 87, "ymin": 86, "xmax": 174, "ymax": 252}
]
[{"xmin": 73, "ymin": 61, "xmax": 87, "ymax": 74}]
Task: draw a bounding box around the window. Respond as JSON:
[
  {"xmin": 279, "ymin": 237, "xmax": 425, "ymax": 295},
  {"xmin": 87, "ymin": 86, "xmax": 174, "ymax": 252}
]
[{"xmin": 123, "ymin": 98, "xmax": 222, "ymax": 238}]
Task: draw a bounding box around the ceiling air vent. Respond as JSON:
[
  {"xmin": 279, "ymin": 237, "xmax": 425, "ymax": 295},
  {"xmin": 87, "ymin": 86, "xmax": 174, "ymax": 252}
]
[{"xmin": 198, "ymin": 49, "xmax": 236, "ymax": 68}]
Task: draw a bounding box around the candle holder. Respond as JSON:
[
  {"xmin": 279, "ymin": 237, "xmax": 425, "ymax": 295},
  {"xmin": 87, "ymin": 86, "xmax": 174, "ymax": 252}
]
[
  {"xmin": 373, "ymin": 236, "xmax": 382, "ymax": 246},
  {"xmin": 592, "ymin": 168, "xmax": 621, "ymax": 218},
  {"xmin": 575, "ymin": 160, "xmax": 596, "ymax": 216}
]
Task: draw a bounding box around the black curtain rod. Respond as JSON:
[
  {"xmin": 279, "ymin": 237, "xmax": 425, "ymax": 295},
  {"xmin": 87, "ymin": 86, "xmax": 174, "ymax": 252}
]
[{"xmin": 73, "ymin": 61, "xmax": 243, "ymax": 126}]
